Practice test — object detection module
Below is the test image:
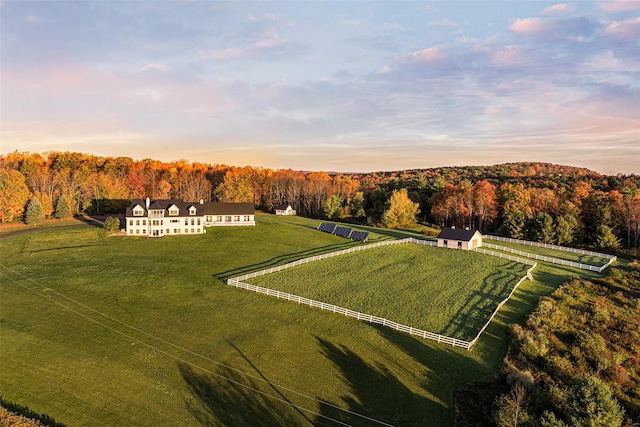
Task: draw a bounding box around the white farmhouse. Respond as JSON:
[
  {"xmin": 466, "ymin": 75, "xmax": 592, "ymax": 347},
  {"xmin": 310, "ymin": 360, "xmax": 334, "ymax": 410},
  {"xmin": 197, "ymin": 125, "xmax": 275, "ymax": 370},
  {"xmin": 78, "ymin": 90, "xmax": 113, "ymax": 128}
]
[
  {"xmin": 125, "ymin": 197, "xmax": 255, "ymax": 237},
  {"xmin": 273, "ymin": 203, "xmax": 296, "ymax": 216},
  {"xmin": 436, "ymin": 227, "xmax": 483, "ymax": 250}
]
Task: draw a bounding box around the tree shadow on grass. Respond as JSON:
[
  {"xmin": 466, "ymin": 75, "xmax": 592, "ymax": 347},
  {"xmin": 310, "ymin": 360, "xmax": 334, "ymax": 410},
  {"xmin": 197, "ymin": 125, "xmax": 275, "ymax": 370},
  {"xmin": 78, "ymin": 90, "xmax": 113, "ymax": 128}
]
[
  {"xmin": 439, "ymin": 265, "xmax": 528, "ymax": 341},
  {"xmin": 314, "ymin": 336, "xmax": 445, "ymax": 427},
  {"xmin": 178, "ymin": 362, "xmax": 315, "ymax": 427},
  {"xmin": 366, "ymin": 325, "xmax": 492, "ymax": 426}
]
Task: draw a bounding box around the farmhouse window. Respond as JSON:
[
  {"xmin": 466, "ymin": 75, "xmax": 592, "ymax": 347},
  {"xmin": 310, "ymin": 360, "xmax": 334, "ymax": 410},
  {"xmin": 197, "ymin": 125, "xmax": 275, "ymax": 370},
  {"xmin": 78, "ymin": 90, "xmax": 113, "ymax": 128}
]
[
  {"xmin": 197, "ymin": 218, "xmax": 201, "ymax": 226},
  {"xmin": 216, "ymin": 216, "xmax": 222, "ymax": 222},
  {"xmin": 129, "ymin": 220, "xmax": 133, "ymax": 226},
  {"xmin": 136, "ymin": 220, "xmax": 140, "ymax": 226},
  {"xmin": 234, "ymin": 215, "xmax": 240, "ymax": 222},
  {"xmin": 133, "ymin": 209, "xmax": 143, "ymax": 216},
  {"xmin": 458, "ymin": 241, "xmax": 463, "ymax": 249},
  {"xmin": 166, "ymin": 229, "xmax": 170, "ymax": 234},
  {"xmin": 185, "ymin": 219, "xmax": 188, "ymax": 225},
  {"xmin": 443, "ymin": 240, "xmax": 448, "ymax": 247},
  {"xmin": 225, "ymin": 215, "xmax": 232, "ymax": 222},
  {"xmin": 169, "ymin": 209, "xmax": 178, "ymax": 216},
  {"xmin": 244, "ymin": 215, "xmax": 251, "ymax": 222}
]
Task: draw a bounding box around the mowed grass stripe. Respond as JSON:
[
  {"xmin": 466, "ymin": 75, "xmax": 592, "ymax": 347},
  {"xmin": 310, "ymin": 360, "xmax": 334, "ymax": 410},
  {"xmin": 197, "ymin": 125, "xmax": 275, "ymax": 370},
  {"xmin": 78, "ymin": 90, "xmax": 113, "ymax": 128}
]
[
  {"xmin": 247, "ymin": 244, "xmax": 530, "ymax": 341},
  {"xmin": 484, "ymin": 239, "xmax": 611, "ymax": 266}
]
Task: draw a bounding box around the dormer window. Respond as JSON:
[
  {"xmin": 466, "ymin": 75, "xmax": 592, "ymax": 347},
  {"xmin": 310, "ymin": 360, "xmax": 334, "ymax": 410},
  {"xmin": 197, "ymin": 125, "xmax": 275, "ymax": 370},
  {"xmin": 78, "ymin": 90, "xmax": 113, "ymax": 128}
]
[
  {"xmin": 189, "ymin": 207, "xmax": 197, "ymax": 216},
  {"xmin": 168, "ymin": 205, "xmax": 179, "ymax": 216},
  {"xmin": 133, "ymin": 208, "xmax": 144, "ymax": 216}
]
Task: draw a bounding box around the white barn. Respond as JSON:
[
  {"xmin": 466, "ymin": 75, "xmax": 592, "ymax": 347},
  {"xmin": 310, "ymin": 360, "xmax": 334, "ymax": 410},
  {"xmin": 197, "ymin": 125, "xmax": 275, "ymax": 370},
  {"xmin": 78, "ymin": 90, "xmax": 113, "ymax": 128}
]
[
  {"xmin": 274, "ymin": 203, "xmax": 296, "ymax": 216},
  {"xmin": 125, "ymin": 197, "xmax": 255, "ymax": 237},
  {"xmin": 436, "ymin": 227, "xmax": 483, "ymax": 250}
]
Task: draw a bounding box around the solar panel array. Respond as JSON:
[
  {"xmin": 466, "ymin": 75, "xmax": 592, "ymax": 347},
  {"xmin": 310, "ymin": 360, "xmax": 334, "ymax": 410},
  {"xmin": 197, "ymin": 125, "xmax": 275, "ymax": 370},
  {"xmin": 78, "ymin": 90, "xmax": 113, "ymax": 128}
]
[
  {"xmin": 317, "ymin": 222, "xmax": 369, "ymax": 242},
  {"xmin": 318, "ymin": 222, "xmax": 336, "ymax": 233},
  {"xmin": 350, "ymin": 231, "xmax": 369, "ymax": 242},
  {"xmin": 334, "ymin": 226, "xmax": 352, "ymax": 238}
]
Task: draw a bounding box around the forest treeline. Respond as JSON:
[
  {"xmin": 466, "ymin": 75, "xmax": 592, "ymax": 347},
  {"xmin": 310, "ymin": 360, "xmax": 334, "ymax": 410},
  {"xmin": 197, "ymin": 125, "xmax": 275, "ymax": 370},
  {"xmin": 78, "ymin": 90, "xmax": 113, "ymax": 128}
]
[{"xmin": 1, "ymin": 151, "xmax": 639, "ymax": 250}]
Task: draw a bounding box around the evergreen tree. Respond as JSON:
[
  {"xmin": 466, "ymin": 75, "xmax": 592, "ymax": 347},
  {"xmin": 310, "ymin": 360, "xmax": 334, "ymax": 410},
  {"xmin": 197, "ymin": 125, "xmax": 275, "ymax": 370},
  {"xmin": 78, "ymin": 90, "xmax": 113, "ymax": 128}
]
[
  {"xmin": 567, "ymin": 375, "xmax": 624, "ymax": 427},
  {"xmin": 103, "ymin": 216, "xmax": 121, "ymax": 233},
  {"xmin": 555, "ymin": 215, "xmax": 580, "ymax": 246},
  {"xmin": 54, "ymin": 195, "xmax": 72, "ymax": 219},
  {"xmin": 25, "ymin": 197, "xmax": 45, "ymax": 226},
  {"xmin": 534, "ymin": 212, "xmax": 555, "ymax": 243},
  {"xmin": 594, "ymin": 225, "xmax": 621, "ymax": 251},
  {"xmin": 348, "ymin": 191, "xmax": 366, "ymax": 218}
]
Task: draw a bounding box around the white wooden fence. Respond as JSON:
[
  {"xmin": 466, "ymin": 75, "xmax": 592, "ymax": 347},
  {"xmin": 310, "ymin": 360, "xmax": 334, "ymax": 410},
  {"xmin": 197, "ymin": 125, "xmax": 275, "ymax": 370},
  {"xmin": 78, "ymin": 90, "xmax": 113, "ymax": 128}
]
[
  {"xmin": 482, "ymin": 242, "xmax": 616, "ymax": 273},
  {"xmin": 227, "ymin": 237, "xmax": 535, "ymax": 350},
  {"xmin": 485, "ymin": 235, "xmax": 616, "ymax": 272}
]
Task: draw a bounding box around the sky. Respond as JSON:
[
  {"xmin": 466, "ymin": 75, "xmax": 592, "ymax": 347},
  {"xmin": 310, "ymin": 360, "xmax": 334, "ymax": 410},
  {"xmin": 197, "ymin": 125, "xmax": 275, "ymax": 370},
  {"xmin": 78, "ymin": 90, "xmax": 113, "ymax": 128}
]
[{"xmin": 1, "ymin": 1, "xmax": 639, "ymax": 174}]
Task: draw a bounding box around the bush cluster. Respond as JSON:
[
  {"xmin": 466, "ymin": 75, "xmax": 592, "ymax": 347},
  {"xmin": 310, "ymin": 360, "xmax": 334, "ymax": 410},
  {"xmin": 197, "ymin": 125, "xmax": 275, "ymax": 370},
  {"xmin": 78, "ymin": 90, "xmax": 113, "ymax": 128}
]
[{"xmin": 454, "ymin": 264, "xmax": 640, "ymax": 426}]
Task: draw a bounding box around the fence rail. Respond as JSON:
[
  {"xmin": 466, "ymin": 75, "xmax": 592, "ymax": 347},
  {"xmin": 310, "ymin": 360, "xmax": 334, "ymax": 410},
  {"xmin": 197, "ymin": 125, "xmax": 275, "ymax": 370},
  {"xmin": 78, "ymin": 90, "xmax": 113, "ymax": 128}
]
[
  {"xmin": 227, "ymin": 278, "xmax": 475, "ymax": 350},
  {"xmin": 485, "ymin": 235, "xmax": 616, "ymax": 260},
  {"xmin": 227, "ymin": 237, "xmax": 534, "ymax": 350},
  {"xmin": 482, "ymin": 243, "xmax": 615, "ymax": 273}
]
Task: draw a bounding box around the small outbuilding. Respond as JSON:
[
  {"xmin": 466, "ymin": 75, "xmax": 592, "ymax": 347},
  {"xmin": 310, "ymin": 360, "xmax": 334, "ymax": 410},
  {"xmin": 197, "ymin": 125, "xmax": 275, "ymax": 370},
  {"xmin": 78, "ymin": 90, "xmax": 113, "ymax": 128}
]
[
  {"xmin": 274, "ymin": 203, "xmax": 296, "ymax": 216},
  {"xmin": 437, "ymin": 227, "xmax": 483, "ymax": 250}
]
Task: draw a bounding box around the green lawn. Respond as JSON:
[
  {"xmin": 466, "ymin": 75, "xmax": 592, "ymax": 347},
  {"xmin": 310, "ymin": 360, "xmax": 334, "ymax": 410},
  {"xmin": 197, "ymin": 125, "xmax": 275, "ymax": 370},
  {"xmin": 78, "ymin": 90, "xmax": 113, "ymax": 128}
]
[
  {"xmin": 484, "ymin": 238, "xmax": 612, "ymax": 266},
  {"xmin": 0, "ymin": 215, "xmax": 605, "ymax": 426},
  {"xmin": 247, "ymin": 244, "xmax": 530, "ymax": 341}
]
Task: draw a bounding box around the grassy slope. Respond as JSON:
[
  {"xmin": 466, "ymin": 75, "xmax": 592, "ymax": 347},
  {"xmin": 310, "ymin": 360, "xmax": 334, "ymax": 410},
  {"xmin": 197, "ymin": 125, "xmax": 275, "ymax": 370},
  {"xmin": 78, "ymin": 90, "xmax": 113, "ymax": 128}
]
[
  {"xmin": 248, "ymin": 244, "xmax": 529, "ymax": 341},
  {"xmin": 0, "ymin": 215, "xmax": 605, "ymax": 426}
]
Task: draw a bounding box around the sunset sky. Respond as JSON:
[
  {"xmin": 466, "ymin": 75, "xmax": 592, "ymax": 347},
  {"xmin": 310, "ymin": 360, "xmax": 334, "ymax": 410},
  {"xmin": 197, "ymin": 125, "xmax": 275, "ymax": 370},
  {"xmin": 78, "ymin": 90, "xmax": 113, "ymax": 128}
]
[{"xmin": 2, "ymin": 1, "xmax": 639, "ymax": 174}]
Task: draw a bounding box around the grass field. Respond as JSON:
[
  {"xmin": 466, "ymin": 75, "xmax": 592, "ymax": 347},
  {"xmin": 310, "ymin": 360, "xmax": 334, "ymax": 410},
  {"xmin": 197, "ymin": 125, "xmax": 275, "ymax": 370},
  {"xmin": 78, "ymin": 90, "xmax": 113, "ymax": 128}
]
[
  {"xmin": 247, "ymin": 244, "xmax": 530, "ymax": 341},
  {"xmin": 0, "ymin": 214, "xmax": 605, "ymax": 426},
  {"xmin": 484, "ymin": 238, "xmax": 612, "ymax": 266}
]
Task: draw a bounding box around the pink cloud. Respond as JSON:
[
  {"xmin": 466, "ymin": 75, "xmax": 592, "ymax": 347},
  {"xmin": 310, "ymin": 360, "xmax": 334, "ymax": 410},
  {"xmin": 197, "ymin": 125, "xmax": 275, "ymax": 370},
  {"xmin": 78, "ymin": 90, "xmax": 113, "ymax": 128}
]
[
  {"xmin": 510, "ymin": 18, "xmax": 545, "ymax": 34},
  {"xmin": 599, "ymin": 0, "xmax": 640, "ymax": 12},
  {"xmin": 541, "ymin": 3, "xmax": 574, "ymax": 14},
  {"xmin": 606, "ymin": 17, "xmax": 640, "ymax": 37},
  {"xmin": 409, "ymin": 47, "xmax": 445, "ymax": 63}
]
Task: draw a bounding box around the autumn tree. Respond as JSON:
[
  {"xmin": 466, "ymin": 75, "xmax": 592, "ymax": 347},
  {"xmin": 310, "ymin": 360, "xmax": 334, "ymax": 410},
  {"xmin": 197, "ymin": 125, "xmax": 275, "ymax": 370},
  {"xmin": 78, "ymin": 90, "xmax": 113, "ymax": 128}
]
[
  {"xmin": 382, "ymin": 188, "xmax": 420, "ymax": 228},
  {"xmin": 499, "ymin": 183, "xmax": 533, "ymax": 239},
  {"xmin": 323, "ymin": 195, "xmax": 343, "ymax": 220},
  {"xmin": 215, "ymin": 169, "xmax": 253, "ymax": 203},
  {"xmin": 473, "ymin": 180, "xmax": 497, "ymax": 232},
  {"xmin": 0, "ymin": 168, "xmax": 30, "ymax": 222}
]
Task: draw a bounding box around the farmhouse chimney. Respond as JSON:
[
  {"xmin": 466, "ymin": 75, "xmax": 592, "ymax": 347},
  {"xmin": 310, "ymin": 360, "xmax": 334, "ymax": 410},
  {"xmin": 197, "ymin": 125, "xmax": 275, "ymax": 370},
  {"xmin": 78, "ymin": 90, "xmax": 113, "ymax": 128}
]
[
  {"xmin": 146, "ymin": 197, "xmax": 150, "ymax": 210},
  {"xmin": 200, "ymin": 199, "xmax": 204, "ymax": 204},
  {"xmin": 451, "ymin": 225, "xmax": 455, "ymax": 229}
]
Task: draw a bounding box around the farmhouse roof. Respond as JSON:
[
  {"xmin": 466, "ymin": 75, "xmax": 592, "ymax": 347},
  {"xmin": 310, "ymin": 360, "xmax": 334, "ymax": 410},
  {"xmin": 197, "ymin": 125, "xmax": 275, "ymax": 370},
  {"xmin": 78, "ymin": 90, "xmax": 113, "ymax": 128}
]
[
  {"xmin": 436, "ymin": 227, "xmax": 481, "ymax": 241},
  {"xmin": 273, "ymin": 203, "xmax": 291, "ymax": 210},
  {"xmin": 201, "ymin": 202, "xmax": 254, "ymax": 215},
  {"xmin": 126, "ymin": 199, "xmax": 254, "ymax": 216}
]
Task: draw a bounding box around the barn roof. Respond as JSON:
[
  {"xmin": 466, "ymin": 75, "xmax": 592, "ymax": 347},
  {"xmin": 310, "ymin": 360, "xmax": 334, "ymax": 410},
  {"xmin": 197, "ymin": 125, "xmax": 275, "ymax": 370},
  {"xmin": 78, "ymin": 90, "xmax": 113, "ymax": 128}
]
[{"xmin": 436, "ymin": 227, "xmax": 482, "ymax": 241}]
